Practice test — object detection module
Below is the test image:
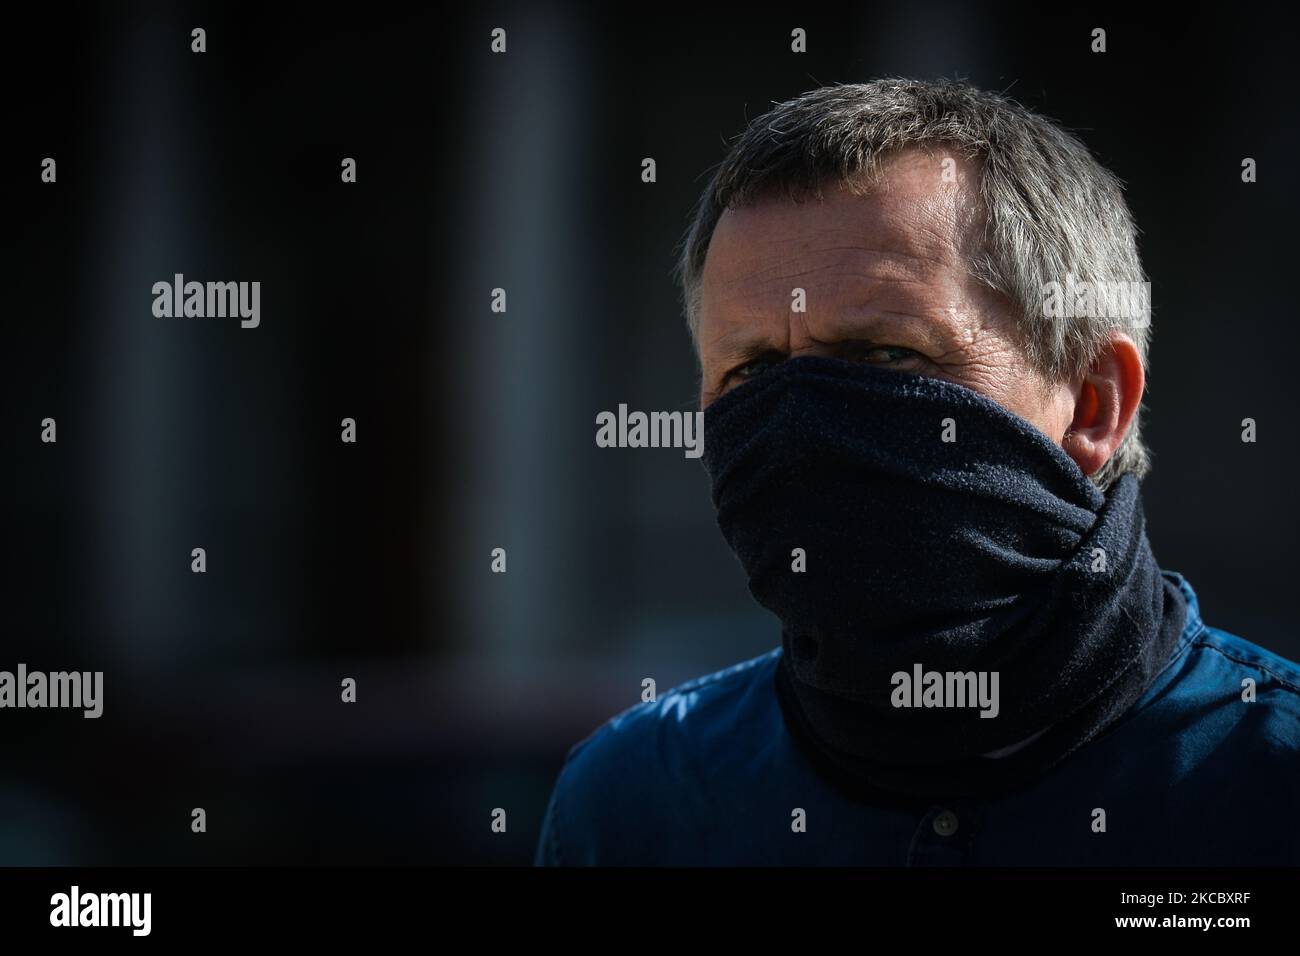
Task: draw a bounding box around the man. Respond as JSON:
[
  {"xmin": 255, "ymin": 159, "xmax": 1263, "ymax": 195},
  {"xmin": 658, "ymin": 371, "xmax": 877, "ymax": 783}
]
[{"xmin": 535, "ymin": 79, "xmax": 1300, "ymax": 865}]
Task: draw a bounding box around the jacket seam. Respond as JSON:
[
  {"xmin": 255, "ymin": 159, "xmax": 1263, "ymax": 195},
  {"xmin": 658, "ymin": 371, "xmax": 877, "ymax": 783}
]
[{"xmin": 1189, "ymin": 639, "xmax": 1300, "ymax": 696}]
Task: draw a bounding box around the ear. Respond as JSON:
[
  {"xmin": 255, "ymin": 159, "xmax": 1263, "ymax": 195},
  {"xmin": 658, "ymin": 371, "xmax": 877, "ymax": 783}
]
[{"xmin": 1061, "ymin": 332, "xmax": 1145, "ymax": 477}]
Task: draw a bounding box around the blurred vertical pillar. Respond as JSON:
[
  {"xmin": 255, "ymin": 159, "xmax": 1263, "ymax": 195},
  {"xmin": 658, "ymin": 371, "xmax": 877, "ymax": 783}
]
[
  {"xmin": 85, "ymin": 12, "xmax": 205, "ymax": 670},
  {"xmin": 446, "ymin": 11, "xmax": 594, "ymax": 672}
]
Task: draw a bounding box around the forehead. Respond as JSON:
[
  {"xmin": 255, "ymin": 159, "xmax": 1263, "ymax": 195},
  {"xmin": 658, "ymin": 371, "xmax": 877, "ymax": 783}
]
[{"xmin": 699, "ymin": 148, "xmax": 984, "ymax": 312}]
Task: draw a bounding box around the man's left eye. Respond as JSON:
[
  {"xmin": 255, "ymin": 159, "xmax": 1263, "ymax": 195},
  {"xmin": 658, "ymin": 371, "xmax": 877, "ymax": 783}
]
[{"xmin": 858, "ymin": 346, "xmax": 921, "ymax": 365}]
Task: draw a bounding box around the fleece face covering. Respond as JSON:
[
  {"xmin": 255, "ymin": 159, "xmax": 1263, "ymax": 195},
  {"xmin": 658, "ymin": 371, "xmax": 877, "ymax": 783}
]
[{"xmin": 701, "ymin": 355, "xmax": 1186, "ymax": 801}]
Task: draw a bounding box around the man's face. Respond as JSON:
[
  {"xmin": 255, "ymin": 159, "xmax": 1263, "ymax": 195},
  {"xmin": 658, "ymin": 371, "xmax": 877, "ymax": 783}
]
[{"xmin": 695, "ymin": 147, "xmax": 1077, "ymax": 447}]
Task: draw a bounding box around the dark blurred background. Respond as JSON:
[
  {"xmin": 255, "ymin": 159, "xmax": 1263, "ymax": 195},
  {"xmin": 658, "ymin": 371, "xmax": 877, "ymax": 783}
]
[{"xmin": 3, "ymin": 0, "xmax": 1296, "ymax": 864}]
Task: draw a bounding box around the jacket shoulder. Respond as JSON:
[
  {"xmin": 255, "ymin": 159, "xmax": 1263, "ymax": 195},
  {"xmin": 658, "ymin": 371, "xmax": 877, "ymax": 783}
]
[
  {"xmin": 1160, "ymin": 622, "xmax": 1300, "ymax": 759},
  {"xmin": 535, "ymin": 648, "xmax": 782, "ymax": 864},
  {"xmin": 1191, "ymin": 625, "xmax": 1300, "ymax": 693}
]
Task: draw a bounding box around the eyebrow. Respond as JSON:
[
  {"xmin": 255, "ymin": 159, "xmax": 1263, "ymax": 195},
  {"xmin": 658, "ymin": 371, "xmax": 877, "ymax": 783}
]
[
  {"xmin": 706, "ymin": 329, "xmax": 784, "ymax": 368},
  {"xmin": 706, "ymin": 307, "xmax": 949, "ymax": 366}
]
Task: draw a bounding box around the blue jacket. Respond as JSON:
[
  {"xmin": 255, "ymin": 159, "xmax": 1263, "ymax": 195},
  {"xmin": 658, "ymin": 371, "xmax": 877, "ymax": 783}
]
[{"xmin": 535, "ymin": 573, "xmax": 1300, "ymax": 865}]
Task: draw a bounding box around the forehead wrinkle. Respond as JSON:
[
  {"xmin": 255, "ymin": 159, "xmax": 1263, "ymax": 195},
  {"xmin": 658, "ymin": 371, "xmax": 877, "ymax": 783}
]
[
  {"xmin": 710, "ymin": 243, "xmax": 953, "ymax": 312},
  {"xmin": 704, "ymin": 303, "xmax": 958, "ymax": 367},
  {"xmin": 701, "ymin": 183, "xmax": 987, "ymax": 356},
  {"xmin": 711, "ymin": 269, "xmax": 955, "ymax": 345}
]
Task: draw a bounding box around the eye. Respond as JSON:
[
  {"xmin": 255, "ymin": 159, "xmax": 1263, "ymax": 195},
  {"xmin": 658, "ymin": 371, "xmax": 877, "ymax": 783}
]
[
  {"xmin": 855, "ymin": 345, "xmax": 923, "ymax": 366},
  {"xmin": 728, "ymin": 352, "xmax": 786, "ymax": 383}
]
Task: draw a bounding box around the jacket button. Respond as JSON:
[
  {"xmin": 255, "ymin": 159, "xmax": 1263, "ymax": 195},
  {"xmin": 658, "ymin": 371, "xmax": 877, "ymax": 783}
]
[{"xmin": 932, "ymin": 810, "xmax": 959, "ymax": 837}]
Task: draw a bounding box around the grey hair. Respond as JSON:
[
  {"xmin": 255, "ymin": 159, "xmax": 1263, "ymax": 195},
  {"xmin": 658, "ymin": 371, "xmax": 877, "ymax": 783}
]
[{"xmin": 676, "ymin": 78, "xmax": 1151, "ymax": 489}]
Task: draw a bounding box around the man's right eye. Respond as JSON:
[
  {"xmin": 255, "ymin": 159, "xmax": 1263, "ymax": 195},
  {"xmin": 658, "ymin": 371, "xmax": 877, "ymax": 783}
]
[{"xmin": 731, "ymin": 354, "xmax": 784, "ymax": 382}]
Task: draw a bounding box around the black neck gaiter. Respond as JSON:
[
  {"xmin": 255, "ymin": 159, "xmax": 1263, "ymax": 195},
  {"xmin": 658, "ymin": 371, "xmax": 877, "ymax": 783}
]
[{"xmin": 701, "ymin": 355, "xmax": 1186, "ymax": 802}]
